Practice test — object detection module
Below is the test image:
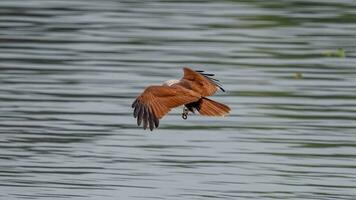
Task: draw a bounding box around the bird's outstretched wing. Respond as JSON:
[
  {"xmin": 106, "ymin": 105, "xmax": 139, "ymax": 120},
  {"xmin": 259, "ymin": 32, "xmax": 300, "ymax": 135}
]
[
  {"xmin": 132, "ymin": 85, "xmax": 201, "ymax": 130},
  {"xmin": 178, "ymin": 67, "xmax": 225, "ymax": 97}
]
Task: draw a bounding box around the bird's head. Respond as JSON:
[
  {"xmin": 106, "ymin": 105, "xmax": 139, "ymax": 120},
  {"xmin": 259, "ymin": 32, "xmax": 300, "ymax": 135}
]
[{"xmin": 163, "ymin": 79, "xmax": 180, "ymax": 86}]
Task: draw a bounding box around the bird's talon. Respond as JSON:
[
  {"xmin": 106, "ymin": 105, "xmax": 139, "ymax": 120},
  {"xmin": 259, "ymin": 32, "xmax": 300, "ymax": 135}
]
[
  {"xmin": 182, "ymin": 113, "xmax": 188, "ymax": 120},
  {"xmin": 182, "ymin": 107, "xmax": 189, "ymax": 120}
]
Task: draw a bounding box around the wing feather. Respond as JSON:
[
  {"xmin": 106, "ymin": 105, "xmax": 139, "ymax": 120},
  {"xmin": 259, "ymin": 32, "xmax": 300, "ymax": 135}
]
[
  {"xmin": 178, "ymin": 67, "xmax": 224, "ymax": 96},
  {"xmin": 132, "ymin": 85, "xmax": 201, "ymax": 130}
]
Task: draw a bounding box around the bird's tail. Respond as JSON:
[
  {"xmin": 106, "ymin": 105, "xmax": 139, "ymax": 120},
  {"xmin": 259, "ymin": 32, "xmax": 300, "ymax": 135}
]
[{"xmin": 195, "ymin": 97, "xmax": 230, "ymax": 116}]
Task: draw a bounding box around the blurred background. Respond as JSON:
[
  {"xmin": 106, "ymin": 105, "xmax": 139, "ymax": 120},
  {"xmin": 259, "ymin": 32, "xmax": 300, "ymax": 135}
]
[{"xmin": 1, "ymin": 0, "xmax": 356, "ymax": 199}]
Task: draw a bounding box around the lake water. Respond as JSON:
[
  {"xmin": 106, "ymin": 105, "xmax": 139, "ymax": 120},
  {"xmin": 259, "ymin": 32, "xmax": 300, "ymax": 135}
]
[{"xmin": 1, "ymin": 0, "xmax": 356, "ymax": 199}]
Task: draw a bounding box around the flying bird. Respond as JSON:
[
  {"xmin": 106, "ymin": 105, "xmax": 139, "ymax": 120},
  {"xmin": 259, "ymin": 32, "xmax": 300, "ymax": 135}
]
[{"xmin": 131, "ymin": 67, "xmax": 230, "ymax": 131}]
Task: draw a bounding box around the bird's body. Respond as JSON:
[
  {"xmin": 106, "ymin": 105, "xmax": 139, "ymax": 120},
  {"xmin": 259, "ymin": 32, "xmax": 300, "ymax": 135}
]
[{"xmin": 132, "ymin": 67, "xmax": 230, "ymax": 131}]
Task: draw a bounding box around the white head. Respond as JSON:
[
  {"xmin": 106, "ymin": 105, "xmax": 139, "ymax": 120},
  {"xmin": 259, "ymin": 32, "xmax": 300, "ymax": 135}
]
[{"xmin": 163, "ymin": 79, "xmax": 180, "ymax": 86}]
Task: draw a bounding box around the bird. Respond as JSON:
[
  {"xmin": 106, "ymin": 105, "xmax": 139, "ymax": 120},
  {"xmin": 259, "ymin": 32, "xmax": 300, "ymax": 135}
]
[{"xmin": 131, "ymin": 67, "xmax": 230, "ymax": 131}]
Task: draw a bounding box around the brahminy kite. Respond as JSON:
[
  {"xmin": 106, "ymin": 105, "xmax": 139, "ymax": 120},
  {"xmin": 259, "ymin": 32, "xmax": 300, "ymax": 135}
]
[{"xmin": 132, "ymin": 67, "xmax": 230, "ymax": 130}]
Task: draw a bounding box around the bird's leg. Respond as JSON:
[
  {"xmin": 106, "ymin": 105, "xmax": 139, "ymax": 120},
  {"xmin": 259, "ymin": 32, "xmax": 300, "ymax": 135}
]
[{"xmin": 182, "ymin": 107, "xmax": 189, "ymax": 120}]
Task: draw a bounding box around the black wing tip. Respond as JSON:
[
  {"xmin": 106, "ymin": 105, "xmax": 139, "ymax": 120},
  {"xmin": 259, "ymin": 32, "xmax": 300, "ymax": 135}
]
[
  {"xmin": 132, "ymin": 99, "xmax": 137, "ymax": 108},
  {"xmin": 195, "ymin": 70, "xmax": 226, "ymax": 92},
  {"xmin": 132, "ymin": 101, "xmax": 159, "ymax": 131}
]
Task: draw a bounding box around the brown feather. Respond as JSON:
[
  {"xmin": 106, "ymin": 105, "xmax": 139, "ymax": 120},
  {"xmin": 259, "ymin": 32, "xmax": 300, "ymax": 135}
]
[
  {"xmin": 132, "ymin": 85, "xmax": 201, "ymax": 130},
  {"xmin": 177, "ymin": 67, "xmax": 219, "ymax": 97},
  {"xmin": 196, "ymin": 97, "xmax": 230, "ymax": 116}
]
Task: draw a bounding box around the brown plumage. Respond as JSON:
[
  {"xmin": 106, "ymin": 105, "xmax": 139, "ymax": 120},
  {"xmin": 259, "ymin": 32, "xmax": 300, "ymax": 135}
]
[{"xmin": 131, "ymin": 67, "xmax": 230, "ymax": 131}]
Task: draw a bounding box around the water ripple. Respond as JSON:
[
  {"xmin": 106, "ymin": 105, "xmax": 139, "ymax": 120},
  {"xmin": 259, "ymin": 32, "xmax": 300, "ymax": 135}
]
[{"xmin": 1, "ymin": 0, "xmax": 356, "ymax": 199}]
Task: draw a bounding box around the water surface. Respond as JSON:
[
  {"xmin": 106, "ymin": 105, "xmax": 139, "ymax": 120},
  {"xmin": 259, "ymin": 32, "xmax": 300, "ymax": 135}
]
[{"xmin": 1, "ymin": 0, "xmax": 356, "ymax": 199}]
